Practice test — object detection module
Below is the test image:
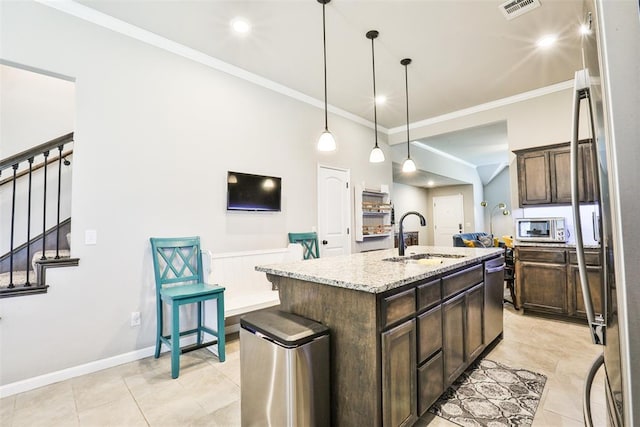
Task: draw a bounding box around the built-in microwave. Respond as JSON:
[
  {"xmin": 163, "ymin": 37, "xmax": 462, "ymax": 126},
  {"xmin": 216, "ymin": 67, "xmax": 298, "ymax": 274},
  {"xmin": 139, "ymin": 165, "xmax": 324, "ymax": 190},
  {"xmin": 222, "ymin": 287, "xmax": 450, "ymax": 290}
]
[{"xmin": 515, "ymin": 217, "xmax": 567, "ymax": 243}]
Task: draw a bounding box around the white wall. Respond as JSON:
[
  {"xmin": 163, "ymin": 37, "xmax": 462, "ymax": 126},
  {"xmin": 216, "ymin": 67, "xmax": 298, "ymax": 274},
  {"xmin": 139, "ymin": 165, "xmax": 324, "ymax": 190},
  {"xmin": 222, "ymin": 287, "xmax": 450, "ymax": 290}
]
[
  {"xmin": 481, "ymin": 167, "xmax": 513, "ymax": 238},
  {"xmin": 391, "ymin": 183, "xmax": 429, "ymax": 244},
  {"xmin": 388, "ymin": 88, "xmax": 592, "ymax": 212},
  {"xmin": 0, "ymin": 1, "xmax": 392, "ymax": 385},
  {"xmin": 0, "ymin": 64, "xmax": 75, "ymax": 158},
  {"xmin": 391, "ymin": 143, "xmax": 485, "ymax": 229}
]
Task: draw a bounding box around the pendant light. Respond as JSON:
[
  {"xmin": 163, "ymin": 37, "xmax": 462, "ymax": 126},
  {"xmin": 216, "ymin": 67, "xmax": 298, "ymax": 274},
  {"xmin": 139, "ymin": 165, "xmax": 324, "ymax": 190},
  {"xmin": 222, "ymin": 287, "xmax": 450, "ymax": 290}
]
[
  {"xmin": 367, "ymin": 30, "xmax": 384, "ymax": 163},
  {"xmin": 317, "ymin": 0, "xmax": 336, "ymax": 152},
  {"xmin": 401, "ymin": 58, "xmax": 416, "ymax": 173}
]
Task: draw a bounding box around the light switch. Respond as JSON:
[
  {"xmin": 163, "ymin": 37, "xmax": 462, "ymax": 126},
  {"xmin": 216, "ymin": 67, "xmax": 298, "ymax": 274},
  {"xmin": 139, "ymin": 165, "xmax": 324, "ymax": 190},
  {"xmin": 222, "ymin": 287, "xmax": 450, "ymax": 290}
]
[{"xmin": 85, "ymin": 229, "xmax": 97, "ymax": 245}]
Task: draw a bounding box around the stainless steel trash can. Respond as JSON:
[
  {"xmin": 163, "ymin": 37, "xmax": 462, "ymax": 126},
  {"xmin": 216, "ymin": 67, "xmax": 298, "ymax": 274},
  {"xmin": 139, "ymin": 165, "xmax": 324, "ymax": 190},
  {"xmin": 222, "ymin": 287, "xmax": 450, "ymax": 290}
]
[{"xmin": 240, "ymin": 310, "xmax": 330, "ymax": 427}]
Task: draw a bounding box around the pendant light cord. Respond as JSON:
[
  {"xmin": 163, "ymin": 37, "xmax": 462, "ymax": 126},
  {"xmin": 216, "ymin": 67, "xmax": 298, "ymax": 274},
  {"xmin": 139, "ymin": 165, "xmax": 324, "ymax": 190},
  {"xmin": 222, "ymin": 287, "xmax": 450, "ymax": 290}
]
[
  {"xmin": 404, "ymin": 62, "xmax": 411, "ymax": 158},
  {"xmin": 371, "ymin": 36, "xmax": 379, "ymax": 148},
  {"xmin": 322, "ymin": 2, "xmax": 329, "ymax": 131}
]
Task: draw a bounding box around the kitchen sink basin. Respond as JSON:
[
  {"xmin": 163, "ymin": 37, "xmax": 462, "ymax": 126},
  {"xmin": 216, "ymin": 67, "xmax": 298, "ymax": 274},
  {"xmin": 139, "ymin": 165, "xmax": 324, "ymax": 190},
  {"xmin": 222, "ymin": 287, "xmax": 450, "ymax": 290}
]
[{"xmin": 382, "ymin": 253, "xmax": 467, "ymax": 263}]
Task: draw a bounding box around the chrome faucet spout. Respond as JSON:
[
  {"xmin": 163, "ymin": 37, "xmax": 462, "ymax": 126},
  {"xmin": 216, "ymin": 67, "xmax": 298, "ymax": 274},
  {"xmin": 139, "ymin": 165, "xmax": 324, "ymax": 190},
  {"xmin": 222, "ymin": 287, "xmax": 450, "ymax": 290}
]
[{"xmin": 398, "ymin": 211, "xmax": 427, "ymax": 256}]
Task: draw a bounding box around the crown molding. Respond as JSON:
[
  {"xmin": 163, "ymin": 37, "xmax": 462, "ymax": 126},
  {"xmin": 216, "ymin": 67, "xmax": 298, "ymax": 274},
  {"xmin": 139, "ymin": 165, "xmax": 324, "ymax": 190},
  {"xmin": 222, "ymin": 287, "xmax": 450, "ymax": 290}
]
[
  {"xmin": 37, "ymin": 1, "xmax": 573, "ymax": 137},
  {"xmin": 35, "ymin": 0, "xmax": 378, "ymax": 131},
  {"xmin": 388, "ymin": 79, "xmax": 574, "ymax": 135}
]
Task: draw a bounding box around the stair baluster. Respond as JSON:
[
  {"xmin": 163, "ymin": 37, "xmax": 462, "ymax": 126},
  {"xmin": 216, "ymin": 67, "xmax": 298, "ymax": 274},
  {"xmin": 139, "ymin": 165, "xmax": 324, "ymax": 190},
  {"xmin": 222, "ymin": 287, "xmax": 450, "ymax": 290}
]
[
  {"xmin": 9, "ymin": 164, "xmax": 18, "ymax": 288},
  {"xmin": 55, "ymin": 145, "xmax": 63, "ymax": 259},
  {"xmin": 26, "ymin": 158, "xmax": 34, "ymax": 286}
]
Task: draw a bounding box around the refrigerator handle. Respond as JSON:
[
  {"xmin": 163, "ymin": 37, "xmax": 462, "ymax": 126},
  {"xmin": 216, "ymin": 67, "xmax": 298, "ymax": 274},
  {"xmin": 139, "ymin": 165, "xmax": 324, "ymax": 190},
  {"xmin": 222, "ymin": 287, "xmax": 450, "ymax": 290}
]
[
  {"xmin": 582, "ymin": 352, "xmax": 604, "ymax": 427},
  {"xmin": 571, "ymin": 69, "xmax": 605, "ymax": 346}
]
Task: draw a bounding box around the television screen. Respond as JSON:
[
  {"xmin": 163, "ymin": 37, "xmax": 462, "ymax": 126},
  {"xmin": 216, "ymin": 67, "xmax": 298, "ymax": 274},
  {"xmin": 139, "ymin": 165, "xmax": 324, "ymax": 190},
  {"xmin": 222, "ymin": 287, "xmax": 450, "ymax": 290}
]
[{"xmin": 227, "ymin": 171, "xmax": 282, "ymax": 211}]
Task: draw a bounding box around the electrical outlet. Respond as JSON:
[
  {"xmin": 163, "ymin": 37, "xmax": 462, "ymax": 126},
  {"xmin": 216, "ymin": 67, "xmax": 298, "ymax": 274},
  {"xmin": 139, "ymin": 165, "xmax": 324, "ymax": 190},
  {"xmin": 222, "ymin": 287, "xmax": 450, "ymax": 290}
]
[{"xmin": 130, "ymin": 311, "xmax": 141, "ymax": 327}]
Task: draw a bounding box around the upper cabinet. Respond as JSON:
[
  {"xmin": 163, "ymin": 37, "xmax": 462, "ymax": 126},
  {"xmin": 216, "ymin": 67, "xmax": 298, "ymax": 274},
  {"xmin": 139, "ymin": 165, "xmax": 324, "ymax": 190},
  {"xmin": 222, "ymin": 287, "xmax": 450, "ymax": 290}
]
[{"xmin": 514, "ymin": 140, "xmax": 599, "ymax": 207}]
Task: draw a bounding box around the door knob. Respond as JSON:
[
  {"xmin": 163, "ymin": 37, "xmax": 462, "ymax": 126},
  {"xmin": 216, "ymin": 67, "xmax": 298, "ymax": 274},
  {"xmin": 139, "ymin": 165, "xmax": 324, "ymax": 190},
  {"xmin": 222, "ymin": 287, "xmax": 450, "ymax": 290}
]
[{"xmin": 322, "ymin": 240, "xmax": 328, "ymax": 245}]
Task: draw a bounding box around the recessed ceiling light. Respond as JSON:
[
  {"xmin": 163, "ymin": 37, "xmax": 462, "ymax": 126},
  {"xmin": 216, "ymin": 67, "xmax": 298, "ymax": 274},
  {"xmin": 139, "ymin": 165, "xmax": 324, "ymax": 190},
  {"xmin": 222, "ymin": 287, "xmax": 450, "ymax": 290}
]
[
  {"xmin": 231, "ymin": 17, "xmax": 251, "ymax": 34},
  {"xmin": 579, "ymin": 24, "xmax": 591, "ymax": 35},
  {"xmin": 536, "ymin": 34, "xmax": 557, "ymax": 48},
  {"xmin": 375, "ymin": 95, "xmax": 386, "ymax": 105},
  {"xmin": 427, "ymin": 180, "xmax": 435, "ymax": 187}
]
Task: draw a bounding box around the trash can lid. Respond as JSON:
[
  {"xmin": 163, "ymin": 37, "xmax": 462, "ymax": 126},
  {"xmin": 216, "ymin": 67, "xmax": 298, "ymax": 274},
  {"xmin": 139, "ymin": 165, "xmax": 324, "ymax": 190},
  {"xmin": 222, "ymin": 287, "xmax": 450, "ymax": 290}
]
[{"xmin": 240, "ymin": 310, "xmax": 329, "ymax": 347}]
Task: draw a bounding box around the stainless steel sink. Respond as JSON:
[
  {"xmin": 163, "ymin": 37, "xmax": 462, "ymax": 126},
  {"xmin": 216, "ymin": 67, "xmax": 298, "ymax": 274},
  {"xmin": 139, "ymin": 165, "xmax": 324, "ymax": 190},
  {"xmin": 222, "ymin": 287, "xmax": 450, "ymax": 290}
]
[{"xmin": 382, "ymin": 253, "xmax": 467, "ymax": 262}]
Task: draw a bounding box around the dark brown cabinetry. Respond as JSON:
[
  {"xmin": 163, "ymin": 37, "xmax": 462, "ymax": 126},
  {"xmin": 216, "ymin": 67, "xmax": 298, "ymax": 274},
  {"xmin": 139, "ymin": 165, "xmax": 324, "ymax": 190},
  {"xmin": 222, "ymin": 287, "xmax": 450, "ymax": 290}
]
[
  {"xmin": 442, "ymin": 293, "xmax": 466, "ymax": 385},
  {"xmin": 274, "ymin": 254, "xmax": 503, "ymax": 426},
  {"xmin": 515, "ymin": 246, "xmax": 603, "ymax": 320},
  {"xmin": 382, "ymin": 319, "xmax": 417, "ymax": 427},
  {"xmin": 517, "ymin": 150, "xmax": 552, "ymax": 205},
  {"xmin": 517, "ymin": 247, "xmax": 567, "ymax": 314},
  {"xmin": 442, "ymin": 274, "xmax": 485, "ymax": 387},
  {"xmin": 466, "ymin": 283, "xmax": 485, "ymax": 362},
  {"xmin": 416, "ymin": 279, "xmax": 444, "ymax": 416},
  {"xmin": 567, "ymin": 250, "xmax": 604, "ymax": 318},
  {"xmin": 417, "ymin": 351, "xmax": 443, "ymax": 415},
  {"xmin": 514, "ymin": 140, "xmax": 599, "ymax": 207}
]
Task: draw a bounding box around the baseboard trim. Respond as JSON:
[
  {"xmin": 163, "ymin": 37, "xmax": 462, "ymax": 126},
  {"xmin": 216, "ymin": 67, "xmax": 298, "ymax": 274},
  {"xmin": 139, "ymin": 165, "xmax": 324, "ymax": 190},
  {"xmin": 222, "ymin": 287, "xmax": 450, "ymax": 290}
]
[
  {"xmin": 0, "ymin": 328, "xmax": 238, "ymax": 398},
  {"xmin": 0, "ymin": 345, "xmax": 156, "ymax": 398}
]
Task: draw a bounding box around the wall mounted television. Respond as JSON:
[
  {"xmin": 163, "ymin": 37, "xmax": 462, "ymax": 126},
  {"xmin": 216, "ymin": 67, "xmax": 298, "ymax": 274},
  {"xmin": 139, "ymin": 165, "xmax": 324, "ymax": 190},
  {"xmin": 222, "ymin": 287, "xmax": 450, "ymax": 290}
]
[{"xmin": 227, "ymin": 171, "xmax": 282, "ymax": 212}]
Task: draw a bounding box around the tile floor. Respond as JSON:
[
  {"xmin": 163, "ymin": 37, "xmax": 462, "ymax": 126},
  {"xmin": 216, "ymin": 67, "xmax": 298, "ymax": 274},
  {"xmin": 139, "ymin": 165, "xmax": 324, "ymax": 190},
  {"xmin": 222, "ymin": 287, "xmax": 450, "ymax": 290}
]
[{"xmin": 0, "ymin": 304, "xmax": 606, "ymax": 426}]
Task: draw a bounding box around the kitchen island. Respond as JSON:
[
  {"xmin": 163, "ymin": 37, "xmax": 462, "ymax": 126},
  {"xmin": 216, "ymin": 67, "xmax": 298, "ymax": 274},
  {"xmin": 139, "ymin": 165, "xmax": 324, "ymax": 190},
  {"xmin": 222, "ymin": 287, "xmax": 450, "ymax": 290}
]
[{"xmin": 256, "ymin": 246, "xmax": 504, "ymax": 427}]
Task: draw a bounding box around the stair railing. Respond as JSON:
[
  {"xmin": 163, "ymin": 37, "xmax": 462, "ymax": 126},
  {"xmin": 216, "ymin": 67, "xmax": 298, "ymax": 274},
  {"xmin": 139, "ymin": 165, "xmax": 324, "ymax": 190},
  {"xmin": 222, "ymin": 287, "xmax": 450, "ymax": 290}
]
[{"xmin": 0, "ymin": 132, "xmax": 74, "ymax": 296}]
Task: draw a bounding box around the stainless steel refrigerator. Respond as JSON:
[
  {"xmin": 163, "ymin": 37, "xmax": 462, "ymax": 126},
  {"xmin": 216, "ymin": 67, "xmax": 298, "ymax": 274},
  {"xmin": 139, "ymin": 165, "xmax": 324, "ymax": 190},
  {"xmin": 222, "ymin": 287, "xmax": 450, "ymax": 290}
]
[{"xmin": 571, "ymin": 1, "xmax": 640, "ymax": 426}]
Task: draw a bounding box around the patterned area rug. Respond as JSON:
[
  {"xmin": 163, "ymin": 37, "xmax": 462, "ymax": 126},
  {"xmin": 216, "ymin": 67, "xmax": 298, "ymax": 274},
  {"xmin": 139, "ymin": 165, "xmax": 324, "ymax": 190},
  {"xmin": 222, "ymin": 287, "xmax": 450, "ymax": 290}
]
[{"xmin": 429, "ymin": 359, "xmax": 547, "ymax": 427}]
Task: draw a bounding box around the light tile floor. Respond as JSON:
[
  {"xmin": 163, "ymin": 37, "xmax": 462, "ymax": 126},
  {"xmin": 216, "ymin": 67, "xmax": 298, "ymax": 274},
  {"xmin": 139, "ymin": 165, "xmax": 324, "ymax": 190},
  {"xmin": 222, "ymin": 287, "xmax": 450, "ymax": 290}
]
[{"xmin": 1, "ymin": 304, "xmax": 606, "ymax": 426}]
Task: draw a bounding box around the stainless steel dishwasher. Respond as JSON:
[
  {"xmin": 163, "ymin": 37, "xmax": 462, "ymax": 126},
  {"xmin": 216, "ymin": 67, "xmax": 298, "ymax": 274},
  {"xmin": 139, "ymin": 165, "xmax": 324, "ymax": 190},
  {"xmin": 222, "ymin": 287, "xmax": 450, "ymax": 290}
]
[{"xmin": 484, "ymin": 255, "xmax": 505, "ymax": 344}]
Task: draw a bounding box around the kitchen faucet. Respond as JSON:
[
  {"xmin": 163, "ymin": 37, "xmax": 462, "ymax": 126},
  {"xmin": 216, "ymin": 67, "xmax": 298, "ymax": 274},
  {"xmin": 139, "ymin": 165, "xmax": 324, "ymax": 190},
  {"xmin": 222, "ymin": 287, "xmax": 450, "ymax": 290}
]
[{"xmin": 398, "ymin": 211, "xmax": 427, "ymax": 256}]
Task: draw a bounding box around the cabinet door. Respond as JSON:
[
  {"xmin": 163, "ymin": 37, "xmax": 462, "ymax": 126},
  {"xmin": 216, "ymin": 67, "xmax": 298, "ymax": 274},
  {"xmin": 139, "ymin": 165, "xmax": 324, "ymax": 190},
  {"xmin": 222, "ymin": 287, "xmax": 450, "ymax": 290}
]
[
  {"xmin": 568, "ymin": 264, "xmax": 604, "ymax": 318},
  {"xmin": 580, "ymin": 142, "xmax": 599, "ymax": 202},
  {"xmin": 518, "ymin": 261, "xmax": 567, "ymax": 314},
  {"xmin": 442, "ymin": 293, "xmax": 466, "ymax": 386},
  {"xmin": 418, "ymin": 305, "xmax": 442, "ymax": 364},
  {"xmin": 550, "ymin": 145, "xmax": 595, "ymax": 203},
  {"xmin": 466, "ymin": 283, "xmax": 485, "ymax": 362},
  {"xmin": 382, "ymin": 319, "xmax": 417, "ymax": 427},
  {"xmin": 549, "ymin": 147, "xmax": 574, "ymax": 204},
  {"xmin": 518, "ymin": 150, "xmax": 551, "ymax": 205},
  {"xmin": 418, "ymin": 351, "xmax": 444, "ymax": 416}
]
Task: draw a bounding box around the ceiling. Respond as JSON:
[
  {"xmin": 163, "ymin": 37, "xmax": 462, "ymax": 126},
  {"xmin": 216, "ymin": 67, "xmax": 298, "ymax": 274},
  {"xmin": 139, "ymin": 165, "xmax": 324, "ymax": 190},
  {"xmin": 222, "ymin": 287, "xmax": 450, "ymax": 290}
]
[{"xmin": 72, "ymin": 0, "xmax": 586, "ymax": 183}]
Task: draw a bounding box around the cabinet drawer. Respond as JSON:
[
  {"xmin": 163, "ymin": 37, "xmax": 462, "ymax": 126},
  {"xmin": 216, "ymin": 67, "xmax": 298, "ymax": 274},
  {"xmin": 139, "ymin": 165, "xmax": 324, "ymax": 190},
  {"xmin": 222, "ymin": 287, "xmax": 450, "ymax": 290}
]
[
  {"xmin": 418, "ymin": 305, "xmax": 442, "ymax": 364},
  {"xmin": 442, "ymin": 264, "xmax": 483, "ymax": 299},
  {"xmin": 517, "ymin": 248, "xmax": 566, "ymax": 264},
  {"xmin": 381, "ymin": 288, "xmax": 416, "ymax": 328},
  {"xmin": 417, "ymin": 279, "xmax": 442, "ymax": 311},
  {"xmin": 418, "ymin": 351, "xmax": 444, "ymax": 416},
  {"xmin": 568, "ymin": 250, "xmax": 601, "ymax": 266}
]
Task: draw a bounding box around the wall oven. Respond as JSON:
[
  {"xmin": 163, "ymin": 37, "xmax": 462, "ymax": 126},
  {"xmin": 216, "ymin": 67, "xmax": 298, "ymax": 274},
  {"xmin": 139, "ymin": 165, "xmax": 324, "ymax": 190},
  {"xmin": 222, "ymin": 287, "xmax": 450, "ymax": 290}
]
[{"xmin": 515, "ymin": 217, "xmax": 567, "ymax": 243}]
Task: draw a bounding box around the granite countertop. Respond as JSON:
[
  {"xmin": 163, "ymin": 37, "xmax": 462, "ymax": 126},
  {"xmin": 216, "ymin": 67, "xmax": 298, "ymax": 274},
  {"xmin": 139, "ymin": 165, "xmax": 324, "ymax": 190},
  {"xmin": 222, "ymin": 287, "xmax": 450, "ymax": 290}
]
[
  {"xmin": 255, "ymin": 246, "xmax": 504, "ymax": 294},
  {"xmin": 514, "ymin": 241, "xmax": 601, "ymax": 249}
]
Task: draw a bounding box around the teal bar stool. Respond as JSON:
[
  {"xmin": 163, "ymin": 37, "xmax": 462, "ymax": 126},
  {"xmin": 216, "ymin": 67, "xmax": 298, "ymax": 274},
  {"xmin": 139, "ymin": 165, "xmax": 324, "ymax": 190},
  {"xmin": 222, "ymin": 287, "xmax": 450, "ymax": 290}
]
[
  {"xmin": 149, "ymin": 236, "xmax": 225, "ymax": 378},
  {"xmin": 288, "ymin": 232, "xmax": 320, "ymax": 259}
]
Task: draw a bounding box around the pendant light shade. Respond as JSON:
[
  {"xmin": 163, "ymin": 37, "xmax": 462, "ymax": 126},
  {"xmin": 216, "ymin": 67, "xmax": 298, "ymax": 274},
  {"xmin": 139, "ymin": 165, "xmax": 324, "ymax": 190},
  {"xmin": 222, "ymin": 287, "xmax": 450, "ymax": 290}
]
[
  {"xmin": 317, "ymin": 0, "xmax": 336, "ymax": 152},
  {"xmin": 367, "ymin": 30, "xmax": 384, "ymax": 163},
  {"xmin": 401, "ymin": 58, "xmax": 415, "ymax": 173},
  {"xmin": 318, "ymin": 130, "xmax": 336, "ymax": 151},
  {"xmin": 369, "ymin": 146, "xmax": 385, "ymax": 163},
  {"xmin": 402, "ymin": 157, "xmax": 417, "ymax": 173}
]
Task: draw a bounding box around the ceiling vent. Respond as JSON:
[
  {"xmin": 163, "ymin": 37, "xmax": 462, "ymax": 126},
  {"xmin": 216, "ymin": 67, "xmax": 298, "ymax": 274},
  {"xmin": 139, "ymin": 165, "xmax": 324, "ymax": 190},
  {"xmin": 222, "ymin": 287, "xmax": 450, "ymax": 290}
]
[{"xmin": 499, "ymin": 0, "xmax": 541, "ymax": 20}]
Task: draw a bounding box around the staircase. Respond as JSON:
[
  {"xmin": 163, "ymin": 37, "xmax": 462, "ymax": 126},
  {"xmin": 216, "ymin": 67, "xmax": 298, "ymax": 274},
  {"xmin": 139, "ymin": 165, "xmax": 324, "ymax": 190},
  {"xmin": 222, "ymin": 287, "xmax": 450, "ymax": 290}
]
[{"xmin": 0, "ymin": 133, "xmax": 78, "ymax": 298}]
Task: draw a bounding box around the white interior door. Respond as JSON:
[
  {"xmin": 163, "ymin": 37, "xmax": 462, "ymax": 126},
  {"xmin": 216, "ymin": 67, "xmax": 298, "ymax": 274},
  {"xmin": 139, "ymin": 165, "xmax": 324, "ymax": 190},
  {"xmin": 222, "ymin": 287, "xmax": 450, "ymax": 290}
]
[
  {"xmin": 433, "ymin": 194, "xmax": 464, "ymax": 246},
  {"xmin": 317, "ymin": 165, "xmax": 351, "ymax": 257}
]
